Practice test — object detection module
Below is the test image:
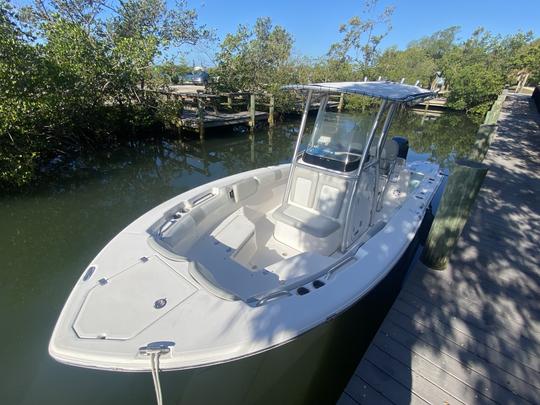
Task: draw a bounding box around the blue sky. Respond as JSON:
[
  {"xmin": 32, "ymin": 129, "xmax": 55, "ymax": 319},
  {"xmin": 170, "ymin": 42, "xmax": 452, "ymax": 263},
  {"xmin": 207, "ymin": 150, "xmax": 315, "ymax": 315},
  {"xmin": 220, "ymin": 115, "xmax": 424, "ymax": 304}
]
[{"xmin": 184, "ymin": 0, "xmax": 540, "ymax": 65}]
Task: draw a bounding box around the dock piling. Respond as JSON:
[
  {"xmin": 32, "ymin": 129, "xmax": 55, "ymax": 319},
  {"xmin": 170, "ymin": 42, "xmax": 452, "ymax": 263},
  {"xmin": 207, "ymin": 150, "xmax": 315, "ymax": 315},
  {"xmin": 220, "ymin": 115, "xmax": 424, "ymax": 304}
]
[
  {"xmin": 268, "ymin": 94, "xmax": 275, "ymax": 127},
  {"xmin": 469, "ymin": 124, "xmax": 497, "ymax": 162},
  {"xmin": 197, "ymin": 96, "xmax": 205, "ymax": 140},
  {"xmin": 421, "ymin": 159, "xmax": 488, "ymax": 270},
  {"xmin": 249, "ymin": 94, "xmax": 256, "ymax": 130}
]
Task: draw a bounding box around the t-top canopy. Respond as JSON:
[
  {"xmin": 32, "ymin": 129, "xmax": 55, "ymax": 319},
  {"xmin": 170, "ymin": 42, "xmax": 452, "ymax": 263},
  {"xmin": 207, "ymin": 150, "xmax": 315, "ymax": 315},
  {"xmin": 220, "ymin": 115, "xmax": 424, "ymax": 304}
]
[{"xmin": 283, "ymin": 81, "xmax": 436, "ymax": 103}]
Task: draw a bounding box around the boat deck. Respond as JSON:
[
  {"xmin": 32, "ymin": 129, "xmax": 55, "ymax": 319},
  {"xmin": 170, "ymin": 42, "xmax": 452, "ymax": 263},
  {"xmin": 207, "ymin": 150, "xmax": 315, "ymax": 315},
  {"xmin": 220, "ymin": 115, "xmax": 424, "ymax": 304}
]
[{"xmin": 338, "ymin": 93, "xmax": 540, "ymax": 404}]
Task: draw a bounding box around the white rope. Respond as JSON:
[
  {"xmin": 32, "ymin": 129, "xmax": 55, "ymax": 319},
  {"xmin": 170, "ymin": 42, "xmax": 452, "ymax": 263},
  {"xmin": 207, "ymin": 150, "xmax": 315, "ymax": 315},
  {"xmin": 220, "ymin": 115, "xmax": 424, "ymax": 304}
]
[{"xmin": 150, "ymin": 352, "xmax": 164, "ymax": 405}]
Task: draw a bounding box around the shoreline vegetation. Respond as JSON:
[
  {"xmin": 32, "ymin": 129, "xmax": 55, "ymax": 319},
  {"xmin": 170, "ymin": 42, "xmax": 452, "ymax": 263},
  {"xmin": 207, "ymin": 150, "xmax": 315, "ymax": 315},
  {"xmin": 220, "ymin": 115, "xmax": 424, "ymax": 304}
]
[{"xmin": 1, "ymin": 0, "xmax": 539, "ymax": 191}]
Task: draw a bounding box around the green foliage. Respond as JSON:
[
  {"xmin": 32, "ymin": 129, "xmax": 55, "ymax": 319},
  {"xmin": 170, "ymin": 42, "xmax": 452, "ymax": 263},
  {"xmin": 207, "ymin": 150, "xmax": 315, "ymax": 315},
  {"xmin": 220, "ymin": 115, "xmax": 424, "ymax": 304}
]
[
  {"xmin": 441, "ymin": 29, "xmax": 507, "ymax": 114},
  {"xmin": 214, "ymin": 17, "xmax": 295, "ymax": 112},
  {"xmin": 0, "ymin": 0, "xmax": 48, "ymax": 187},
  {"xmin": 377, "ymin": 46, "xmax": 436, "ymax": 87},
  {"xmin": 214, "ymin": 17, "xmax": 292, "ymax": 93},
  {"xmin": 0, "ymin": 0, "xmax": 210, "ymax": 190},
  {"xmin": 511, "ymin": 38, "xmax": 540, "ymax": 85},
  {"xmin": 2, "ymin": 0, "xmax": 539, "ymax": 191},
  {"xmin": 409, "ymin": 26, "xmax": 459, "ymax": 61},
  {"xmin": 328, "ymin": 0, "xmax": 394, "ymax": 67},
  {"xmin": 154, "ymin": 60, "xmax": 192, "ymax": 85}
]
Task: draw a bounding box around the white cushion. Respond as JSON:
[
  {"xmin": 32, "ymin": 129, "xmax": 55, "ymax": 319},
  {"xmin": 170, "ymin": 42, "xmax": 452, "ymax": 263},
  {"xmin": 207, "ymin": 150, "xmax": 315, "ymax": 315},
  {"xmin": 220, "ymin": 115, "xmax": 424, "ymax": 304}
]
[
  {"xmin": 316, "ymin": 183, "xmax": 346, "ymax": 217},
  {"xmin": 273, "ymin": 205, "xmax": 340, "ymax": 238},
  {"xmin": 232, "ymin": 178, "xmax": 258, "ymax": 202}
]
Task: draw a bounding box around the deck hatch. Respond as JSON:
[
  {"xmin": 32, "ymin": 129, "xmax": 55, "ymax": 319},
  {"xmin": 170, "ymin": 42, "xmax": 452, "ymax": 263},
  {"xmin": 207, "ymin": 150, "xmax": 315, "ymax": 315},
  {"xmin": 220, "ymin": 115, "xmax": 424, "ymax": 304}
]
[{"xmin": 73, "ymin": 256, "xmax": 196, "ymax": 340}]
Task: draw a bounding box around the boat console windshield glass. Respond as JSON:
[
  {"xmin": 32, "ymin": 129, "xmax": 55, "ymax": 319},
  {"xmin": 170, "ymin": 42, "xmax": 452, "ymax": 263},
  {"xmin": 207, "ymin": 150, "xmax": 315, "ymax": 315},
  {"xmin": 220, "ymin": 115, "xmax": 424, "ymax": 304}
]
[{"xmin": 303, "ymin": 111, "xmax": 368, "ymax": 172}]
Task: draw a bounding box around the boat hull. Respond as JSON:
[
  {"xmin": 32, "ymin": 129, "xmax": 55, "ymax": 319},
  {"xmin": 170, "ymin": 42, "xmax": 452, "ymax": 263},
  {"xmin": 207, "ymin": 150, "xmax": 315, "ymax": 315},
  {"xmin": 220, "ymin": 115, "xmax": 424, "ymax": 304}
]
[
  {"xmin": 69, "ymin": 207, "xmax": 431, "ymax": 405},
  {"xmin": 49, "ymin": 161, "xmax": 442, "ymax": 374}
]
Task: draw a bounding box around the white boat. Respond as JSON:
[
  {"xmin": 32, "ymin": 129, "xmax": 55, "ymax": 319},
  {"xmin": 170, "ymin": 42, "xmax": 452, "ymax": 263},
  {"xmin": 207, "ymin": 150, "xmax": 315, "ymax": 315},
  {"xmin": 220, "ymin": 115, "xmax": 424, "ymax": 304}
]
[{"xmin": 49, "ymin": 81, "xmax": 442, "ymax": 401}]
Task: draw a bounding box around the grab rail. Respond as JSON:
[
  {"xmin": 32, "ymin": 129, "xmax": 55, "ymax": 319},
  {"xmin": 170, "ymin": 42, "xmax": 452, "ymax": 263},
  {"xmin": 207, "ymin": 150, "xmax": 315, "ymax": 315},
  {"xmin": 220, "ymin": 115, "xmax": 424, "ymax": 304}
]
[{"xmin": 248, "ymin": 290, "xmax": 292, "ymax": 307}]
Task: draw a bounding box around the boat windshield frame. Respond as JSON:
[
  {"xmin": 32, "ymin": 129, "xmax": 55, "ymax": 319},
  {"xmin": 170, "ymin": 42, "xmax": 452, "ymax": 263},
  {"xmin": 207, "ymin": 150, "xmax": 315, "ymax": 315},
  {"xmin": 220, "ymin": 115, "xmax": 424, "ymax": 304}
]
[{"xmin": 282, "ymin": 80, "xmax": 429, "ymax": 251}]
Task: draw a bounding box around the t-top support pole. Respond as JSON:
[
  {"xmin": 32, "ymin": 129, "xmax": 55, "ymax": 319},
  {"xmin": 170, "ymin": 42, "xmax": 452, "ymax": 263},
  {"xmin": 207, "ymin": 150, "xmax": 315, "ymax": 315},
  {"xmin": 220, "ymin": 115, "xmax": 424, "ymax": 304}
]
[
  {"xmin": 282, "ymin": 90, "xmax": 314, "ymax": 205},
  {"xmin": 341, "ymin": 99, "xmax": 388, "ymax": 251}
]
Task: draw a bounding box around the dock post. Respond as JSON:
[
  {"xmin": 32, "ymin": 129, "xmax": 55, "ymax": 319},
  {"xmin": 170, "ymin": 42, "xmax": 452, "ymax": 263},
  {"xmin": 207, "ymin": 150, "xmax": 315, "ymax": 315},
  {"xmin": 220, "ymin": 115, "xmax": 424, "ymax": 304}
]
[
  {"xmin": 227, "ymin": 95, "xmax": 232, "ymax": 109},
  {"xmin": 268, "ymin": 94, "xmax": 275, "ymax": 127},
  {"xmin": 338, "ymin": 93, "xmax": 344, "ymax": 113},
  {"xmin": 197, "ymin": 96, "xmax": 205, "ymax": 140},
  {"xmin": 421, "ymin": 159, "xmax": 488, "ymax": 270},
  {"xmin": 469, "ymin": 124, "xmax": 497, "ymax": 162},
  {"xmin": 484, "ymin": 110, "xmax": 494, "ymax": 125},
  {"xmin": 249, "ymin": 94, "xmax": 256, "ymax": 131}
]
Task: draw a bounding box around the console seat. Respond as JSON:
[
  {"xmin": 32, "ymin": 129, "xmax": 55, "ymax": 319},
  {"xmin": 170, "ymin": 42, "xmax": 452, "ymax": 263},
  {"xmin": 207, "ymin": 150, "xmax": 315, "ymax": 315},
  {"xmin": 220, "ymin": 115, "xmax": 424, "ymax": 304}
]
[
  {"xmin": 273, "ymin": 205, "xmax": 339, "ymax": 238},
  {"xmin": 273, "ymin": 165, "xmax": 349, "ymax": 255}
]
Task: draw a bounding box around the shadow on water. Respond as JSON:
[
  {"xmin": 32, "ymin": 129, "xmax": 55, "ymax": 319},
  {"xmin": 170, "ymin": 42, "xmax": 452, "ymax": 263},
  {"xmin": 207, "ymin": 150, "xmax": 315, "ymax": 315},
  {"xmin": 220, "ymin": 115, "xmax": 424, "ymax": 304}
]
[{"xmin": 0, "ymin": 110, "xmax": 479, "ymax": 404}]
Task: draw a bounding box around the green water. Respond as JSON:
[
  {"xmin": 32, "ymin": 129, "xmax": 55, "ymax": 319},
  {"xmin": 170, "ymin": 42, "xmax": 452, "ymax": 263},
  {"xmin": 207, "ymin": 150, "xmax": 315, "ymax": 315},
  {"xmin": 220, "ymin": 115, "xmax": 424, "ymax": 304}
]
[{"xmin": 0, "ymin": 111, "xmax": 478, "ymax": 404}]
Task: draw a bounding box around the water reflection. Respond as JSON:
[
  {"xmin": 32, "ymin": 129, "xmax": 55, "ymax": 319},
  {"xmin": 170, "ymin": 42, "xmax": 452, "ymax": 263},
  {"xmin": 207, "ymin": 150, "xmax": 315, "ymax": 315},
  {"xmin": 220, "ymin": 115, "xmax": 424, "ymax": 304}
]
[
  {"xmin": 0, "ymin": 111, "xmax": 477, "ymax": 404},
  {"xmin": 391, "ymin": 110, "xmax": 479, "ymax": 168}
]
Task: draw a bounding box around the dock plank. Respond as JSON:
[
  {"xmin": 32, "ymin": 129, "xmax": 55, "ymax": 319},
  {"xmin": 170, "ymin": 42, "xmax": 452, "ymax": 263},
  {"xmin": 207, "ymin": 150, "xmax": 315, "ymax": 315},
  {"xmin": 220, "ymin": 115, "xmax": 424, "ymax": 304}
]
[
  {"xmin": 352, "ymin": 360, "xmax": 428, "ymax": 405},
  {"xmin": 383, "ymin": 311, "xmax": 536, "ymax": 404},
  {"xmin": 340, "ymin": 93, "xmax": 540, "ymax": 404},
  {"xmin": 393, "ymin": 294, "xmax": 540, "ymax": 381},
  {"xmin": 385, "ymin": 307, "xmax": 539, "ymax": 404},
  {"xmin": 372, "ymin": 330, "xmax": 497, "ymax": 404},
  {"xmin": 365, "ymin": 345, "xmax": 463, "ymax": 404},
  {"xmin": 342, "ymin": 374, "xmax": 395, "ymax": 405},
  {"xmin": 336, "ymin": 392, "xmax": 359, "ymax": 405}
]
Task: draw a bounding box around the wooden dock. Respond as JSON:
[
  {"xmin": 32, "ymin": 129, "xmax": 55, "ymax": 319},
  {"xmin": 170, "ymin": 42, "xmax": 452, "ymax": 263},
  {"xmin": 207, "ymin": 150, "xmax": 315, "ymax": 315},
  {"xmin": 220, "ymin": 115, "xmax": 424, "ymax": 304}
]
[
  {"xmin": 338, "ymin": 93, "xmax": 540, "ymax": 404},
  {"xmin": 414, "ymin": 97, "xmax": 448, "ymax": 113},
  {"xmin": 180, "ymin": 109, "xmax": 268, "ymax": 130},
  {"xmin": 150, "ymin": 90, "xmax": 276, "ymax": 138}
]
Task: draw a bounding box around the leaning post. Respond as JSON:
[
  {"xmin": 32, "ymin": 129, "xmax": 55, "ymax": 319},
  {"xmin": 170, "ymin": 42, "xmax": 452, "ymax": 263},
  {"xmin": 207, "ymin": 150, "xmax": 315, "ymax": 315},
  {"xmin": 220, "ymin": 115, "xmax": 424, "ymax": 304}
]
[
  {"xmin": 268, "ymin": 94, "xmax": 275, "ymax": 127},
  {"xmin": 197, "ymin": 96, "xmax": 205, "ymax": 140},
  {"xmin": 249, "ymin": 94, "xmax": 256, "ymax": 131},
  {"xmin": 421, "ymin": 159, "xmax": 489, "ymax": 270}
]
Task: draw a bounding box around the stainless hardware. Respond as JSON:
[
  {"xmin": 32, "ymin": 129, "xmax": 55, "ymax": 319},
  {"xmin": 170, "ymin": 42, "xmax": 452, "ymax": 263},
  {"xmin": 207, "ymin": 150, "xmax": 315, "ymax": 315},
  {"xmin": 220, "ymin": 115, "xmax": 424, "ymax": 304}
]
[
  {"xmin": 253, "ymin": 290, "xmax": 292, "ymax": 307},
  {"xmin": 138, "ymin": 341, "xmax": 175, "ymax": 356},
  {"xmin": 154, "ymin": 298, "xmax": 167, "ymax": 309},
  {"xmin": 83, "ymin": 266, "xmax": 96, "ymax": 281}
]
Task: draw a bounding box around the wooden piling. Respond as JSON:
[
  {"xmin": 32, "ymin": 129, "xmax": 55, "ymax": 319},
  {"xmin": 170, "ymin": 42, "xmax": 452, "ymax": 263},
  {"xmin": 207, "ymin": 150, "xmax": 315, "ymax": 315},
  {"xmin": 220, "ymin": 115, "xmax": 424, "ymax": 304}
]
[
  {"xmin": 421, "ymin": 159, "xmax": 489, "ymax": 270},
  {"xmin": 249, "ymin": 94, "xmax": 256, "ymax": 130},
  {"xmin": 484, "ymin": 110, "xmax": 495, "ymax": 125},
  {"xmin": 268, "ymin": 94, "xmax": 275, "ymax": 127},
  {"xmin": 337, "ymin": 93, "xmax": 344, "ymax": 113},
  {"xmin": 197, "ymin": 96, "xmax": 205, "ymax": 140},
  {"xmin": 469, "ymin": 124, "xmax": 497, "ymax": 162},
  {"xmin": 484, "ymin": 93, "xmax": 506, "ymax": 125}
]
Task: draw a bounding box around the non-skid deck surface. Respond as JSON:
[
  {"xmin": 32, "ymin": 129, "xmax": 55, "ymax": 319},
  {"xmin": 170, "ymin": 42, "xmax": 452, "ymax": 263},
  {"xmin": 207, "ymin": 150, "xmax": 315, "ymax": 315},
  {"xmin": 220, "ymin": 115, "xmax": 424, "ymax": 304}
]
[{"xmin": 338, "ymin": 93, "xmax": 540, "ymax": 404}]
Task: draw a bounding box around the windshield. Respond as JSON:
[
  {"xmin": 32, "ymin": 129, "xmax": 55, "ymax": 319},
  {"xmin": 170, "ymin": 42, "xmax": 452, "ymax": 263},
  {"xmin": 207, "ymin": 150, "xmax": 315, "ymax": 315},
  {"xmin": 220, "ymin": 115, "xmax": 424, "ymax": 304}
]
[{"xmin": 303, "ymin": 111, "xmax": 369, "ymax": 172}]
